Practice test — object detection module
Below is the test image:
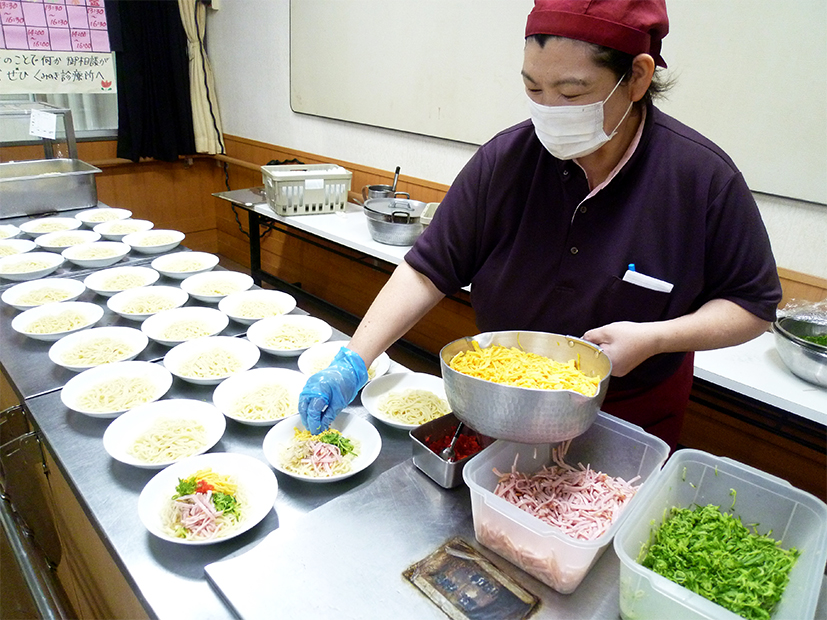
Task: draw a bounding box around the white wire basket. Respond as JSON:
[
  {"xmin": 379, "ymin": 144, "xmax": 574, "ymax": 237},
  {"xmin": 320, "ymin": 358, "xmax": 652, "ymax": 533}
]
[{"xmin": 261, "ymin": 164, "xmax": 352, "ymax": 216}]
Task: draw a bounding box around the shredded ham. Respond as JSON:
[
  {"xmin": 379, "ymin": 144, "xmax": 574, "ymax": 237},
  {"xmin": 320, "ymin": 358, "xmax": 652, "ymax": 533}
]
[
  {"xmin": 301, "ymin": 440, "xmax": 344, "ymax": 476},
  {"xmin": 478, "ymin": 441, "xmax": 642, "ymax": 593},
  {"xmin": 492, "ymin": 440, "xmax": 640, "ymax": 541},
  {"xmin": 171, "ymin": 491, "xmax": 223, "ymax": 539}
]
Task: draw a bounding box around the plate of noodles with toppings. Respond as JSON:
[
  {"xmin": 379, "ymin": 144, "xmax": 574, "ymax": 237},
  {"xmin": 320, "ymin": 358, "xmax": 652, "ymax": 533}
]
[
  {"xmin": 11, "ymin": 301, "xmax": 104, "ymax": 342},
  {"xmin": 246, "ymin": 314, "xmax": 333, "ymax": 357},
  {"xmin": 1, "ymin": 278, "xmax": 86, "ymax": 310},
  {"xmin": 212, "ymin": 367, "xmax": 307, "ymax": 426},
  {"xmin": 48, "ymin": 325, "xmax": 149, "ymax": 371},
  {"xmin": 107, "ymin": 285, "xmax": 189, "ymax": 321},
  {"xmin": 60, "ymin": 360, "xmax": 173, "ymax": 418},
  {"xmin": 122, "ymin": 229, "xmax": 185, "ymax": 254},
  {"xmin": 19, "ymin": 217, "xmax": 82, "ymax": 237},
  {"xmin": 103, "ymin": 399, "xmax": 226, "ymax": 469},
  {"xmin": 0, "ymin": 251, "xmax": 64, "ymax": 281},
  {"xmin": 163, "ymin": 335, "xmax": 260, "ymax": 385},
  {"xmin": 93, "ymin": 218, "xmax": 154, "ymax": 241},
  {"xmin": 360, "ymin": 372, "xmax": 452, "ymax": 430},
  {"xmin": 262, "ymin": 412, "xmax": 381, "ymax": 483},
  {"xmin": 75, "ymin": 207, "xmax": 132, "ymax": 228},
  {"xmin": 141, "ymin": 306, "xmax": 229, "ymax": 346},
  {"xmin": 138, "ymin": 452, "xmax": 278, "ymax": 545},
  {"xmin": 218, "ymin": 289, "xmax": 297, "ymax": 325},
  {"xmin": 180, "ymin": 270, "xmax": 254, "ymax": 303},
  {"xmin": 151, "ymin": 251, "xmax": 220, "ymax": 280},
  {"xmin": 297, "ymin": 340, "xmax": 390, "ymax": 382},
  {"xmin": 84, "ymin": 265, "xmax": 160, "ymax": 297},
  {"xmin": 0, "ymin": 238, "xmax": 36, "ymax": 258},
  {"xmin": 34, "ymin": 229, "xmax": 100, "ymax": 253},
  {"xmin": 62, "ymin": 241, "xmax": 130, "ymax": 268}
]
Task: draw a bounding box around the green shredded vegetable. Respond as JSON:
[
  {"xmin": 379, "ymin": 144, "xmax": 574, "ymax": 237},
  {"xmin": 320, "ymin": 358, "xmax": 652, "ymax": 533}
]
[
  {"xmin": 638, "ymin": 504, "xmax": 799, "ymax": 620},
  {"xmin": 802, "ymin": 334, "xmax": 827, "ymax": 347},
  {"xmin": 318, "ymin": 430, "xmax": 357, "ymax": 457}
]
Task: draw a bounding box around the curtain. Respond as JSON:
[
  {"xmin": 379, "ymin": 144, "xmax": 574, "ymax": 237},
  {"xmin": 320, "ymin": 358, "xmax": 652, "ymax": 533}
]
[
  {"xmin": 177, "ymin": 0, "xmax": 225, "ymax": 155},
  {"xmin": 112, "ymin": 0, "xmax": 196, "ymax": 162}
]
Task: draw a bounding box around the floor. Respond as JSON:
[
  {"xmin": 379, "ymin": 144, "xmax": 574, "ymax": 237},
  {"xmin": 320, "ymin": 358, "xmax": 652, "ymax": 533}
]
[{"xmin": 217, "ymin": 255, "xmax": 441, "ymax": 376}]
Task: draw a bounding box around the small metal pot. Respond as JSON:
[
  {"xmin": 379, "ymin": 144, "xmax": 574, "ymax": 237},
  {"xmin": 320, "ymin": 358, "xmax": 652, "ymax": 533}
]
[{"xmin": 363, "ymin": 196, "xmax": 426, "ymax": 246}]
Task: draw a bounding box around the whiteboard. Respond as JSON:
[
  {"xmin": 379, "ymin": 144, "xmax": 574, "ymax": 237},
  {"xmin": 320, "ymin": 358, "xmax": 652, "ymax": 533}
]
[{"xmin": 290, "ymin": 0, "xmax": 827, "ymax": 204}]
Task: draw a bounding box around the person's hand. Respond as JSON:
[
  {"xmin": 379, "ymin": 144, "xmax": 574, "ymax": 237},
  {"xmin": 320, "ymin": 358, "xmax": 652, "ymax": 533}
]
[
  {"xmin": 298, "ymin": 346, "xmax": 369, "ymax": 434},
  {"xmin": 582, "ymin": 321, "xmax": 662, "ymax": 377}
]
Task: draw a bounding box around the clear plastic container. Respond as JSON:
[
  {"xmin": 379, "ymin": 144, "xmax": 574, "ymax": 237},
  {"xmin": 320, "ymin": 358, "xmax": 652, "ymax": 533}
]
[
  {"xmin": 462, "ymin": 412, "xmax": 669, "ymax": 594},
  {"xmin": 613, "ymin": 449, "xmax": 827, "ymax": 620}
]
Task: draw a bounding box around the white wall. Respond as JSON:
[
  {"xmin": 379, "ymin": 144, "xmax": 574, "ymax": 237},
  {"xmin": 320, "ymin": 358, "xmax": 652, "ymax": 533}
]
[{"xmin": 206, "ymin": 0, "xmax": 827, "ymax": 281}]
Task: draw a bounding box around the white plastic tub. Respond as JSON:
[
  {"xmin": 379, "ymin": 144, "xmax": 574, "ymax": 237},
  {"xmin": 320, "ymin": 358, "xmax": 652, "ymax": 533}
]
[
  {"xmin": 613, "ymin": 449, "xmax": 827, "ymax": 620},
  {"xmin": 462, "ymin": 412, "xmax": 669, "ymax": 594}
]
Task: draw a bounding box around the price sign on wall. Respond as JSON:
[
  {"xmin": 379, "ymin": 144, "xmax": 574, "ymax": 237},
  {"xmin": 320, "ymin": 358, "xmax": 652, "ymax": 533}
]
[{"xmin": 0, "ymin": 0, "xmax": 114, "ymax": 94}]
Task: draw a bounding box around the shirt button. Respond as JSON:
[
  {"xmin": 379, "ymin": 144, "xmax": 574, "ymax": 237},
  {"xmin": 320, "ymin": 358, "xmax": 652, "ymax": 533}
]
[
  {"xmin": 579, "ymin": 205, "xmax": 587, "ymax": 213},
  {"xmin": 562, "ymin": 169, "xmax": 569, "ymax": 177},
  {"xmin": 570, "ymin": 247, "xmax": 578, "ymax": 255}
]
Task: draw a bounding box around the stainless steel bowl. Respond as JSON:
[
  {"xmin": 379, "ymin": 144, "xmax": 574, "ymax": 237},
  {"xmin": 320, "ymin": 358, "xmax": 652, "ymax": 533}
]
[
  {"xmin": 439, "ymin": 331, "xmax": 612, "ymax": 444},
  {"xmin": 773, "ymin": 317, "xmax": 827, "ymax": 387}
]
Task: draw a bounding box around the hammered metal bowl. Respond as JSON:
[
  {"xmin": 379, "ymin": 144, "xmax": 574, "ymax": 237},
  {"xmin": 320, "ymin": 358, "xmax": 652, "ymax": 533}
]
[
  {"xmin": 773, "ymin": 317, "xmax": 827, "ymax": 387},
  {"xmin": 439, "ymin": 331, "xmax": 612, "ymax": 444}
]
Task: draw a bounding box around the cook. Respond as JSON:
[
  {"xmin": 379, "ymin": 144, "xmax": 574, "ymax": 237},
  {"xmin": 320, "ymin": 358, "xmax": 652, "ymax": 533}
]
[{"xmin": 299, "ymin": 0, "xmax": 781, "ymax": 450}]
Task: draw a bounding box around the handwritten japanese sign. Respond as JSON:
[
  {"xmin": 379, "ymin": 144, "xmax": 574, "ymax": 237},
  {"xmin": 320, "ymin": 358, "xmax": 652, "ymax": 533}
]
[
  {"xmin": 1, "ymin": 0, "xmax": 110, "ymax": 53},
  {"xmin": 0, "ymin": 49, "xmax": 115, "ymax": 93}
]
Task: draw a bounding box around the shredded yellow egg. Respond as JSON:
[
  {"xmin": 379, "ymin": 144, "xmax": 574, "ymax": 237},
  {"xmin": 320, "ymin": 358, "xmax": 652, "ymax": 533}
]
[{"xmin": 449, "ymin": 341, "xmax": 600, "ymax": 396}]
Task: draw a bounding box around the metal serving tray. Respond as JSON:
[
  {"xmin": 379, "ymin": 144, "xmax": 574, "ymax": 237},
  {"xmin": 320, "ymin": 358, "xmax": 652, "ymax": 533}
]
[{"xmin": 0, "ymin": 159, "xmax": 100, "ymax": 218}]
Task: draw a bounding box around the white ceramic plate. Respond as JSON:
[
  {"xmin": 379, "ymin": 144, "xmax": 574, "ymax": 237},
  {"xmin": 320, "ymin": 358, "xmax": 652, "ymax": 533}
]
[
  {"xmin": 163, "ymin": 335, "xmax": 260, "ymax": 385},
  {"xmin": 93, "ymin": 218, "xmax": 154, "ymax": 241},
  {"xmin": 0, "ymin": 238, "xmax": 36, "ymax": 257},
  {"xmin": 103, "ymin": 399, "xmax": 226, "ymax": 469},
  {"xmin": 218, "ymin": 289, "xmax": 297, "ymax": 325},
  {"xmin": 75, "ymin": 207, "xmax": 132, "ymax": 228},
  {"xmin": 107, "ymin": 285, "xmax": 189, "ymax": 321},
  {"xmin": 180, "ymin": 270, "xmax": 254, "ymax": 303},
  {"xmin": 11, "ymin": 301, "xmax": 104, "ymax": 342},
  {"xmin": 35, "ymin": 229, "xmax": 100, "ymax": 253},
  {"xmin": 297, "ymin": 340, "xmax": 390, "ymax": 381},
  {"xmin": 48, "ymin": 325, "xmax": 149, "ymax": 371},
  {"xmin": 0, "ymin": 251, "xmax": 64, "ymax": 281},
  {"xmin": 19, "ymin": 217, "xmax": 82, "ymax": 237},
  {"xmin": 62, "ymin": 241, "xmax": 130, "ymax": 268},
  {"xmin": 1, "ymin": 278, "xmax": 86, "ymax": 311},
  {"xmin": 122, "ymin": 229, "xmax": 185, "ymax": 254},
  {"xmin": 141, "ymin": 306, "xmax": 229, "ymax": 346},
  {"xmin": 60, "ymin": 360, "xmax": 173, "ymax": 418},
  {"xmin": 0, "ymin": 224, "xmax": 21, "ymax": 240},
  {"xmin": 212, "ymin": 367, "xmax": 307, "ymax": 426},
  {"xmin": 246, "ymin": 314, "xmax": 333, "ymax": 357},
  {"xmin": 360, "ymin": 371, "xmax": 450, "ymax": 430},
  {"xmin": 150, "ymin": 251, "xmax": 220, "ymax": 279},
  {"xmin": 138, "ymin": 452, "xmax": 278, "ymax": 545},
  {"xmin": 262, "ymin": 412, "xmax": 382, "ymax": 483},
  {"xmin": 84, "ymin": 265, "xmax": 160, "ymax": 297}
]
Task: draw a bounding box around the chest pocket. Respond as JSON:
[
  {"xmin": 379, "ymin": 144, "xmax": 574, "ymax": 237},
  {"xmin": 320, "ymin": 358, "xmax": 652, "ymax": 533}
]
[{"xmin": 601, "ymin": 276, "xmax": 671, "ymax": 325}]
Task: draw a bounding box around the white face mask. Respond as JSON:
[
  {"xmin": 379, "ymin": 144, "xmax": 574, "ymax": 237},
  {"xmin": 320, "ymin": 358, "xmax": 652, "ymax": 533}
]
[{"xmin": 528, "ymin": 75, "xmax": 633, "ymax": 160}]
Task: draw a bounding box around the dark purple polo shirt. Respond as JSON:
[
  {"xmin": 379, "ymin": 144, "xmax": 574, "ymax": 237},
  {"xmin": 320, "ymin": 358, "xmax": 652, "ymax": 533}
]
[{"xmin": 405, "ymin": 103, "xmax": 781, "ymax": 392}]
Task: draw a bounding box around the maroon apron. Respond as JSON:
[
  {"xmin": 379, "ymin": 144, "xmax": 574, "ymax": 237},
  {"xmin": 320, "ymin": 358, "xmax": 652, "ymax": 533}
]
[{"xmin": 601, "ymin": 352, "xmax": 695, "ymax": 452}]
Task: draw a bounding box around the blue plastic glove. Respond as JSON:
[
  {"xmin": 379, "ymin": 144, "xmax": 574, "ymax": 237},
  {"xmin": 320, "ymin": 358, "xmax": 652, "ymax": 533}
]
[{"xmin": 298, "ymin": 346, "xmax": 369, "ymax": 435}]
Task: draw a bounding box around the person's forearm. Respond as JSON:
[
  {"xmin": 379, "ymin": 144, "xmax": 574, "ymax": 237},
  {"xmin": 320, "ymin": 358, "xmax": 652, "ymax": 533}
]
[
  {"xmin": 347, "ymin": 262, "xmax": 445, "ymax": 367},
  {"xmin": 583, "ymin": 298, "xmax": 772, "ymax": 377},
  {"xmin": 650, "ymin": 298, "xmax": 771, "ymax": 355}
]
